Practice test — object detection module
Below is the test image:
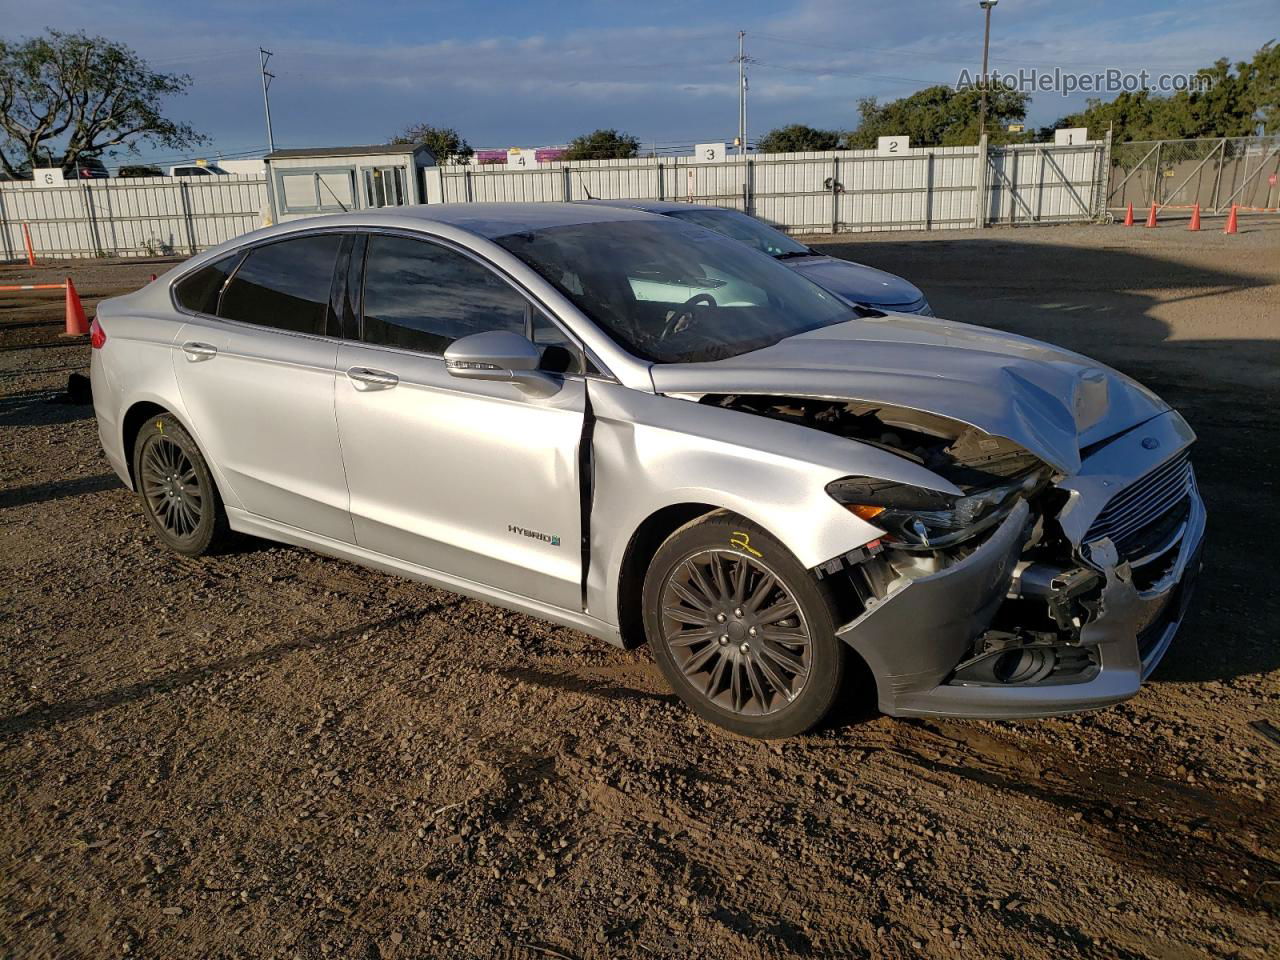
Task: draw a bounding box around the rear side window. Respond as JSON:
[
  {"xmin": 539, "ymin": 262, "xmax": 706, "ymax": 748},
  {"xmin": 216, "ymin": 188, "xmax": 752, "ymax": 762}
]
[
  {"xmin": 219, "ymin": 235, "xmax": 343, "ymax": 335},
  {"xmin": 174, "ymin": 253, "xmax": 240, "ymax": 315},
  {"xmin": 361, "ymin": 234, "xmax": 527, "ymax": 354}
]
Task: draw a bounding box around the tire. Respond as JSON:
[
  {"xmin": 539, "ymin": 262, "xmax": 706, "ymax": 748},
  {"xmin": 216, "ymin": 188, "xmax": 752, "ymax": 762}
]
[
  {"xmin": 131, "ymin": 413, "xmax": 230, "ymax": 557},
  {"xmin": 642, "ymin": 511, "xmax": 847, "ymax": 738}
]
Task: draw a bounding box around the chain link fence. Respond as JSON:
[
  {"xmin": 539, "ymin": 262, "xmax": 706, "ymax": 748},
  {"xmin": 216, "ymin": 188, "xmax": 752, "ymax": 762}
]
[{"xmin": 1108, "ymin": 135, "xmax": 1280, "ymax": 213}]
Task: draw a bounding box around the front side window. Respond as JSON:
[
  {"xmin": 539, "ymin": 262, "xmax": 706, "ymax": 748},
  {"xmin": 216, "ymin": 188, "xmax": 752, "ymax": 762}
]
[
  {"xmin": 494, "ymin": 219, "xmax": 853, "ymax": 364},
  {"xmin": 218, "ymin": 234, "xmax": 343, "ymax": 335},
  {"xmin": 174, "ymin": 253, "xmax": 241, "ymax": 315},
  {"xmin": 360, "ymin": 235, "xmax": 527, "ymax": 355}
]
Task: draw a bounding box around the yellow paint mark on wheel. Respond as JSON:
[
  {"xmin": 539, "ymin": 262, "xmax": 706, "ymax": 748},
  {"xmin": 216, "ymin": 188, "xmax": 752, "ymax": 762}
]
[{"xmin": 730, "ymin": 531, "xmax": 762, "ymax": 558}]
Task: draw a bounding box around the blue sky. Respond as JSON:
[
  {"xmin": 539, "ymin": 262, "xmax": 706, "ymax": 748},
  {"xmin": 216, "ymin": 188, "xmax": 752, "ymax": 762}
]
[{"xmin": 6, "ymin": 0, "xmax": 1273, "ymax": 165}]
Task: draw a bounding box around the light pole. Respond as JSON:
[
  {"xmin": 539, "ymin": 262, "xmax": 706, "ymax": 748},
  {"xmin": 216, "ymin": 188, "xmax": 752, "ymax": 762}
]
[
  {"xmin": 259, "ymin": 48, "xmax": 276, "ymax": 153},
  {"xmin": 977, "ymin": 0, "xmax": 997, "ymax": 138}
]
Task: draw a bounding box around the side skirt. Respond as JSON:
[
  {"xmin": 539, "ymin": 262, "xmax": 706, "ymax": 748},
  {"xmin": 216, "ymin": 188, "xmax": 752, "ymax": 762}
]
[{"xmin": 226, "ymin": 507, "xmax": 624, "ymax": 647}]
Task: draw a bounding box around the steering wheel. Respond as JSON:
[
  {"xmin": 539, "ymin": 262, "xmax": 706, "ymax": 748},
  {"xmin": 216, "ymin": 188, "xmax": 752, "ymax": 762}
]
[{"xmin": 660, "ymin": 293, "xmax": 717, "ymax": 341}]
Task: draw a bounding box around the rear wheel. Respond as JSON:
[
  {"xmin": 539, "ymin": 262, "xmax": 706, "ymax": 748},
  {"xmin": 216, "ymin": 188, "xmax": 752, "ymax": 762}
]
[
  {"xmin": 132, "ymin": 413, "xmax": 229, "ymax": 556},
  {"xmin": 643, "ymin": 512, "xmax": 847, "ymax": 738}
]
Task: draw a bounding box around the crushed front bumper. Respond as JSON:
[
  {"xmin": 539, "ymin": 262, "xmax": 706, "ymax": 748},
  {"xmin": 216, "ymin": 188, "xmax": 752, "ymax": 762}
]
[{"xmin": 835, "ymin": 411, "xmax": 1205, "ymax": 719}]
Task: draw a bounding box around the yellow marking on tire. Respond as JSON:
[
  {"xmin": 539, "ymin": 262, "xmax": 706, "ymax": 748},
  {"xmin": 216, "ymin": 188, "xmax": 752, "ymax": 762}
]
[
  {"xmin": 155, "ymin": 420, "xmax": 164, "ymax": 433},
  {"xmin": 730, "ymin": 531, "xmax": 762, "ymax": 557}
]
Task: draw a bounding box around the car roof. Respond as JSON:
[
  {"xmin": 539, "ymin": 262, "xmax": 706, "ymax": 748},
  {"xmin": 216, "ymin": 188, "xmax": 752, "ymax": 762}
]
[{"xmin": 358, "ymin": 201, "xmax": 664, "ymax": 238}]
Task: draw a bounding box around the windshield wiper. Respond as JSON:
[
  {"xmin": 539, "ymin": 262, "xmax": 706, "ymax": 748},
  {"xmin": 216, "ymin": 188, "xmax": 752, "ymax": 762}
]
[{"xmin": 773, "ymin": 250, "xmax": 818, "ymax": 260}]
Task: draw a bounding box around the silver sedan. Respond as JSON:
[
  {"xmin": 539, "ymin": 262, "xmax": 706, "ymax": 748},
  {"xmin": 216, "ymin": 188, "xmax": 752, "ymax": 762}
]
[{"xmin": 90, "ymin": 203, "xmax": 1203, "ymax": 738}]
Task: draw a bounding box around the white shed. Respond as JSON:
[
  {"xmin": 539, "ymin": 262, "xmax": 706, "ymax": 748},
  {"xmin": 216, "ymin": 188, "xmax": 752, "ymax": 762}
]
[{"xmin": 263, "ymin": 144, "xmax": 437, "ymax": 222}]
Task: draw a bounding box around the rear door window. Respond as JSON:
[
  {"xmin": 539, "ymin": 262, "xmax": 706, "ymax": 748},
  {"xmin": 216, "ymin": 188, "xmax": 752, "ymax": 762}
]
[
  {"xmin": 174, "ymin": 253, "xmax": 241, "ymax": 315},
  {"xmin": 360, "ymin": 234, "xmax": 527, "ymax": 355},
  {"xmin": 218, "ymin": 235, "xmax": 343, "ymax": 335}
]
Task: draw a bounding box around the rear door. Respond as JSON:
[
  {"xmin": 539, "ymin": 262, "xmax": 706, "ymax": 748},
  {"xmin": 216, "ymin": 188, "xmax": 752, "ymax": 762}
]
[
  {"xmin": 172, "ymin": 233, "xmax": 355, "ymax": 542},
  {"xmin": 334, "ymin": 231, "xmax": 587, "ymax": 610}
]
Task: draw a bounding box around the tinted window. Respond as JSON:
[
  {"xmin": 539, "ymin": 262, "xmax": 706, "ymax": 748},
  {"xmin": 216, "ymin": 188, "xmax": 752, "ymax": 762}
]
[
  {"xmin": 174, "ymin": 253, "xmax": 240, "ymax": 315},
  {"xmin": 361, "ymin": 235, "xmax": 527, "ymax": 354},
  {"xmin": 530, "ymin": 310, "xmax": 584, "ymax": 374},
  {"xmin": 219, "ymin": 235, "xmax": 342, "ymax": 335}
]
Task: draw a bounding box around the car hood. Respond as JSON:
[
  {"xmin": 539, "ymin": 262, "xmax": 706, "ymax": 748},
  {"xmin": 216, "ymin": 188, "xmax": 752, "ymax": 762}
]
[
  {"xmin": 785, "ymin": 255, "xmax": 925, "ymax": 307},
  {"xmin": 648, "ymin": 314, "xmax": 1172, "ymax": 475}
]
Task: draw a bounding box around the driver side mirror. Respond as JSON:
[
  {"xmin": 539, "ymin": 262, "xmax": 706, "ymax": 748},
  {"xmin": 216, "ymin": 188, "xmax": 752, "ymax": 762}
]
[{"xmin": 443, "ymin": 330, "xmax": 562, "ymax": 398}]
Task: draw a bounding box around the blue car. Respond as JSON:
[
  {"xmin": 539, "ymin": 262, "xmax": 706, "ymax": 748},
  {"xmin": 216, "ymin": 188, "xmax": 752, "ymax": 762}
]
[{"xmin": 589, "ymin": 200, "xmax": 932, "ymax": 315}]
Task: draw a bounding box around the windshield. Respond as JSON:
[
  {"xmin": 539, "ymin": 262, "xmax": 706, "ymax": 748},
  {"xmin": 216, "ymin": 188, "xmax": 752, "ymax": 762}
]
[
  {"xmin": 665, "ymin": 207, "xmax": 811, "ymax": 258},
  {"xmin": 493, "ymin": 219, "xmax": 854, "ymax": 364}
]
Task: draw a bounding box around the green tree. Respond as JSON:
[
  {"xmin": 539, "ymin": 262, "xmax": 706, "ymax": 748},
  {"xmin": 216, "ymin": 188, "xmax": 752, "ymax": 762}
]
[
  {"xmin": 1043, "ymin": 42, "xmax": 1280, "ymax": 142},
  {"xmin": 0, "ymin": 30, "xmax": 205, "ymax": 180},
  {"xmin": 391, "ymin": 122, "xmax": 473, "ymax": 164},
  {"xmin": 117, "ymin": 164, "xmax": 163, "ymax": 178},
  {"xmin": 758, "ymin": 124, "xmax": 843, "ymax": 153},
  {"xmin": 563, "ymin": 128, "xmax": 640, "ymax": 161},
  {"xmin": 848, "ymin": 85, "xmax": 1031, "ymax": 148}
]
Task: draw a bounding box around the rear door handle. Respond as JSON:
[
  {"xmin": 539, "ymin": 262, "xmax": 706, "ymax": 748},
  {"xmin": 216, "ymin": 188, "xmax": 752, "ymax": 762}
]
[
  {"xmin": 346, "ymin": 366, "xmax": 399, "ymax": 390},
  {"xmin": 182, "ymin": 341, "xmax": 217, "ymax": 361}
]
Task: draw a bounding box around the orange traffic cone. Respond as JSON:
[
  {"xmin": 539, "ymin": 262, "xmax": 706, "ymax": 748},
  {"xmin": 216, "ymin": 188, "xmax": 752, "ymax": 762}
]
[
  {"xmin": 1188, "ymin": 203, "xmax": 1200, "ymax": 231},
  {"xmin": 1224, "ymin": 204, "xmax": 1239, "ymax": 234},
  {"xmin": 1123, "ymin": 203, "xmax": 1134, "ymax": 226},
  {"xmin": 1144, "ymin": 202, "xmax": 1158, "ymax": 227},
  {"xmin": 62, "ymin": 277, "xmax": 88, "ymax": 337}
]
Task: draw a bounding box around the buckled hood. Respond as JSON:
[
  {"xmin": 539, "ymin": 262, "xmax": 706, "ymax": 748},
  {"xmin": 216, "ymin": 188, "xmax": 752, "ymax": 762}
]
[{"xmin": 648, "ymin": 315, "xmax": 1170, "ymax": 475}]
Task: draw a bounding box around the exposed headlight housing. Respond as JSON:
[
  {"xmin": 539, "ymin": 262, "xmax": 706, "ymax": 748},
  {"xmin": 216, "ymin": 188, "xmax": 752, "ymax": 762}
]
[{"xmin": 826, "ymin": 474, "xmax": 1037, "ymax": 550}]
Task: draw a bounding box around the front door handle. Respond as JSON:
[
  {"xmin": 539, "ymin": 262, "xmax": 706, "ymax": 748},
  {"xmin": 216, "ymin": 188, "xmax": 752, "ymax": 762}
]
[
  {"xmin": 346, "ymin": 366, "xmax": 399, "ymax": 390},
  {"xmin": 182, "ymin": 341, "xmax": 217, "ymax": 361}
]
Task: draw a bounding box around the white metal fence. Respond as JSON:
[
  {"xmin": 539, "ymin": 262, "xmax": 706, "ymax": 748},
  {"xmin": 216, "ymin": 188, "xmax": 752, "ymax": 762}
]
[
  {"xmin": 0, "ymin": 174, "xmax": 269, "ymax": 261},
  {"xmin": 1, "ymin": 139, "xmax": 1108, "ymax": 261},
  {"xmin": 426, "ymin": 140, "xmax": 1109, "ymax": 232}
]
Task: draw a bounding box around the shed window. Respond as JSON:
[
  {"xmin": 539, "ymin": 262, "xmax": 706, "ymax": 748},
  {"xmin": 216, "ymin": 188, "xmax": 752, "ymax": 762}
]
[
  {"xmin": 364, "ymin": 167, "xmax": 406, "ymax": 208},
  {"xmin": 277, "ymin": 169, "xmax": 356, "ymax": 213}
]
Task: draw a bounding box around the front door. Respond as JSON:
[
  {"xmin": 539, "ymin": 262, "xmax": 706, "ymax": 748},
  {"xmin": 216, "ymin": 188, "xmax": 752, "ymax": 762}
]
[
  {"xmin": 171, "ymin": 233, "xmax": 354, "ymax": 542},
  {"xmin": 334, "ymin": 232, "xmax": 587, "ymax": 610}
]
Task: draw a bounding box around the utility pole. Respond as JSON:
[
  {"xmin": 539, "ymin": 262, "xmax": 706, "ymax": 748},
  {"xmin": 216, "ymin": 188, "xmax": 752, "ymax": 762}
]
[
  {"xmin": 976, "ymin": 1, "xmax": 997, "ymax": 138},
  {"xmin": 259, "ymin": 48, "xmax": 276, "ymax": 153},
  {"xmin": 736, "ymin": 31, "xmax": 749, "ymax": 155}
]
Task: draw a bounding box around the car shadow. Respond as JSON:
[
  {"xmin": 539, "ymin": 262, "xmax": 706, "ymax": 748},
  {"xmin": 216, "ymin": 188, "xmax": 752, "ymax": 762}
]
[{"xmin": 811, "ymin": 231, "xmax": 1277, "ymax": 688}]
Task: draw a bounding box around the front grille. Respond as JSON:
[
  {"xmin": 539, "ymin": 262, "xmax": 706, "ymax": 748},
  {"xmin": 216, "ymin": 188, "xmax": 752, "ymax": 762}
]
[{"xmin": 1085, "ymin": 450, "xmax": 1194, "ymax": 562}]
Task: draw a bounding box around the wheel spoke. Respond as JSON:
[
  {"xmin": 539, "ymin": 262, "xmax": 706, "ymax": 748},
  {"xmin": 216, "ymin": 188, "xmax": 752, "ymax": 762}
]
[
  {"xmin": 668, "ymin": 577, "xmax": 712, "ymax": 613},
  {"xmin": 756, "ymin": 599, "xmax": 799, "ymax": 626},
  {"xmin": 744, "ymin": 572, "xmax": 776, "ymax": 613},
  {"xmin": 704, "ymin": 651, "xmax": 730, "ymax": 698},
  {"xmin": 743, "ymin": 655, "xmax": 769, "ymax": 708},
  {"xmin": 752, "ymin": 652, "xmax": 795, "ymax": 701},
  {"xmin": 681, "ymin": 639, "xmax": 723, "ymax": 677},
  {"xmin": 667, "ymin": 628, "xmax": 717, "ymax": 648},
  {"xmin": 663, "ymin": 604, "xmax": 711, "ymax": 626},
  {"xmin": 730, "ymin": 556, "xmax": 748, "ymax": 602},
  {"xmin": 759, "ymin": 640, "xmax": 807, "ymax": 677}
]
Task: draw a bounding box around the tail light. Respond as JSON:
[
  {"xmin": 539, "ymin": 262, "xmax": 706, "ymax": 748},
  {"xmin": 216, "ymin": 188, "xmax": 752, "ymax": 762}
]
[{"xmin": 89, "ymin": 316, "xmax": 106, "ymax": 349}]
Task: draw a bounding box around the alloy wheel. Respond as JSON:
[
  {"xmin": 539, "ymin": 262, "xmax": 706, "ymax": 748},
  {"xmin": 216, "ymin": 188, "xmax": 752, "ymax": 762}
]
[
  {"xmin": 659, "ymin": 548, "xmax": 813, "ymax": 716},
  {"xmin": 140, "ymin": 435, "xmax": 204, "ymax": 539}
]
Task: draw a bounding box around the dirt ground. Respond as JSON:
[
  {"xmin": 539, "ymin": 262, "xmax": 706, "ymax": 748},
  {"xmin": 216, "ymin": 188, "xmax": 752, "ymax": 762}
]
[{"xmin": 1, "ymin": 218, "xmax": 1277, "ymax": 960}]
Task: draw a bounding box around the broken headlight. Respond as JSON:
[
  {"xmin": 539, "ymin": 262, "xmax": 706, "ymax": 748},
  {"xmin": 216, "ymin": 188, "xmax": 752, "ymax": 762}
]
[{"xmin": 826, "ymin": 475, "xmax": 1035, "ymax": 550}]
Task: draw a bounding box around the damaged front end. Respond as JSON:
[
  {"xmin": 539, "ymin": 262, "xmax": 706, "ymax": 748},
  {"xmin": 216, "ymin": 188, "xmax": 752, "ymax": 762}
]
[{"xmin": 708, "ymin": 394, "xmax": 1205, "ymax": 719}]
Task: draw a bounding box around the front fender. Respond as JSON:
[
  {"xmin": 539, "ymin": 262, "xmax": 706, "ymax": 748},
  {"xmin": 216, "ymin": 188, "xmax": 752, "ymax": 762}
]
[{"xmin": 587, "ymin": 381, "xmax": 960, "ymax": 627}]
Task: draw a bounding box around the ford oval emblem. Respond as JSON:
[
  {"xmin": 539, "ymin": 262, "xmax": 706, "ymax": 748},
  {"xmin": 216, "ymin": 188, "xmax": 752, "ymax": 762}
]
[{"xmin": 1141, "ymin": 437, "xmax": 1160, "ymax": 450}]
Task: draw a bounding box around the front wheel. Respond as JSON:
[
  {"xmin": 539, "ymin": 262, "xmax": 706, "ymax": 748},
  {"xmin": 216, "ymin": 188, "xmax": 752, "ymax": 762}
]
[{"xmin": 642, "ymin": 513, "xmax": 847, "ymax": 738}]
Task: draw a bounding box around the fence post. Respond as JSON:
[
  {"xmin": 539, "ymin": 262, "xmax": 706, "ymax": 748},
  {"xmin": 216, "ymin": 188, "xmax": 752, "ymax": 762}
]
[
  {"xmin": 975, "ymin": 133, "xmax": 989, "ymax": 229},
  {"xmin": 830, "ymin": 157, "xmax": 839, "ymax": 234},
  {"xmin": 178, "ymin": 180, "xmax": 197, "ymax": 256},
  {"xmin": 1209, "ymin": 139, "xmax": 1226, "ymax": 211},
  {"xmin": 925, "ymin": 152, "xmax": 934, "ymax": 230},
  {"xmin": 1149, "ymin": 141, "xmax": 1162, "ymax": 207}
]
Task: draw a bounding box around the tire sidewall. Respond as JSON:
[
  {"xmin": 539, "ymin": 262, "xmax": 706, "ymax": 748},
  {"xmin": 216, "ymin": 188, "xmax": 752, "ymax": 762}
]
[{"xmin": 642, "ymin": 512, "xmax": 846, "ymax": 738}]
